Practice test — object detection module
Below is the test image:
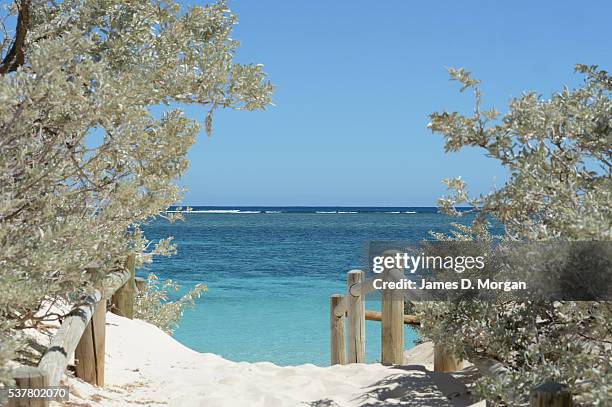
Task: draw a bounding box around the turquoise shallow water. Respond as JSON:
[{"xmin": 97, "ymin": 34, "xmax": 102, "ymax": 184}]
[{"xmin": 141, "ymin": 207, "xmax": 474, "ymax": 366}]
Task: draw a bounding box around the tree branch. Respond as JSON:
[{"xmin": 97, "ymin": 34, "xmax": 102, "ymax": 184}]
[{"xmin": 0, "ymin": 0, "xmax": 30, "ymax": 75}]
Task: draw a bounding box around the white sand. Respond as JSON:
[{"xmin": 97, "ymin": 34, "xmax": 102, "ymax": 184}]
[{"xmin": 55, "ymin": 313, "xmax": 485, "ymax": 407}]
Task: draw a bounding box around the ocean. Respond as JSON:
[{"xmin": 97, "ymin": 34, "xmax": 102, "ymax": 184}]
[{"xmin": 141, "ymin": 207, "xmax": 477, "ymax": 366}]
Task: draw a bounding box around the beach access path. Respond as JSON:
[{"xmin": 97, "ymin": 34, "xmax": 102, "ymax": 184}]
[{"xmin": 57, "ymin": 313, "xmax": 485, "ymax": 406}]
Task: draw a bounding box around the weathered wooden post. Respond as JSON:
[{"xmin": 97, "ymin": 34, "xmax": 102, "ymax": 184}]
[
  {"xmin": 330, "ymin": 294, "xmax": 347, "ymax": 365},
  {"xmin": 433, "ymin": 343, "xmax": 463, "ymax": 372},
  {"xmin": 9, "ymin": 366, "xmax": 49, "ymax": 407},
  {"xmin": 74, "ymin": 300, "xmax": 106, "ymax": 386},
  {"xmin": 347, "ymin": 270, "xmax": 365, "ymax": 363},
  {"xmin": 111, "ymin": 253, "xmax": 136, "ymax": 318},
  {"xmin": 529, "ymin": 381, "xmax": 572, "ymax": 407},
  {"xmin": 381, "ymin": 265, "xmax": 404, "ymax": 365}
]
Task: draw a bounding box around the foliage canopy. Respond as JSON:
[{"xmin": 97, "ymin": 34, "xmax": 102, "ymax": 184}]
[
  {"xmin": 0, "ymin": 0, "xmax": 272, "ymax": 385},
  {"xmin": 419, "ymin": 65, "xmax": 611, "ymax": 405}
]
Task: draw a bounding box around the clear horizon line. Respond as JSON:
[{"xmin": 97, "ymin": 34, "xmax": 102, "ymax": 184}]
[{"xmin": 172, "ymin": 204, "xmax": 467, "ymax": 208}]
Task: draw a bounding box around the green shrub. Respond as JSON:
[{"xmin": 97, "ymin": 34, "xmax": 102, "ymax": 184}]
[
  {"xmin": 0, "ymin": 0, "xmax": 271, "ymax": 387},
  {"xmin": 421, "ymin": 65, "xmax": 611, "ymax": 405},
  {"xmin": 134, "ymin": 274, "xmax": 206, "ymax": 335}
]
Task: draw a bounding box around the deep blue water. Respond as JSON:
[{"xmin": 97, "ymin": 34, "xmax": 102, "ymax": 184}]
[{"xmin": 141, "ymin": 207, "xmax": 476, "ymax": 366}]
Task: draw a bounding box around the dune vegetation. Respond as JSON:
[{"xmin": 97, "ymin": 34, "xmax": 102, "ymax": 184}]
[
  {"xmin": 419, "ymin": 65, "xmax": 611, "ymax": 405},
  {"xmin": 0, "ymin": 0, "xmax": 272, "ymax": 386}
]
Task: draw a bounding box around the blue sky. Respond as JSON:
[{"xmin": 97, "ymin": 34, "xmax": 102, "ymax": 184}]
[{"xmin": 178, "ymin": 0, "xmax": 611, "ymax": 206}]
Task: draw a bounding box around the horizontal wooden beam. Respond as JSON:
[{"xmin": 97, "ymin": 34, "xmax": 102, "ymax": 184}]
[
  {"xmin": 365, "ymin": 310, "xmax": 419, "ymax": 326},
  {"xmin": 103, "ymin": 267, "xmax": 132, "ymax": 299}
]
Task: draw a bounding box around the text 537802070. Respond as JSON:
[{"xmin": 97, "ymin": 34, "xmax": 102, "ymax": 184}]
[{"xmin": 1, "ymin": 386, "xmax": 69, "ymax": 402}]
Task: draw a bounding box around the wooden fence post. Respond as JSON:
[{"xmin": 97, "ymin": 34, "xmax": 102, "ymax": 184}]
[
  {"xmin": 9, "ymin": 366, "xmax": 49, "ymax": 407},
  {"xmin": 111, "ymin": 253, "xmax": 136, "ymax": 318},
  {"xmin": 347, "ymin": 270, "xmax": 365, "ymax": 363},
  {"xmin": 74, "ymin": 300, "xmax": 106, "ymax": 386},
  {"xmin": 529, "ymin": 381, "xmax": 572, "ymax": 407},
  {"xmin": 434, "ymin": 343, "xmax": 463, "ymax": 372},
  {"xmin": 330, "ymin": 294, "xmax": 347, "ymax": 365},
  {"xmin": 381, "ymin": 266, "xmax": 404, "ymax": 365}
]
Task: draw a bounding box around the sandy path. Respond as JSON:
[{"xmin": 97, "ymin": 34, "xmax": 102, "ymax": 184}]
[{"xmin": 59, "ymin": 313, "xmax": 484, "ymax": 407}]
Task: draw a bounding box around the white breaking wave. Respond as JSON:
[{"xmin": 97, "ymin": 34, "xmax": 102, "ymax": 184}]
[
  {"xmin": 316, "ymin": 211, "xmax": 358, "ymax": 214},
  {"xmin": 165, "ymin": 209, "xmax": 418, "ymax": 214},
  {"xmin": 166, "ymin": 210, "xmax": 260, "ymax": 214}
]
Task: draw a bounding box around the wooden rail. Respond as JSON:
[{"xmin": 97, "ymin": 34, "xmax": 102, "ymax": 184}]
[
  {"xmin": 329, "ymin": 268, "xmax": 573, "ymax": 406},
  {"xmin": 365, "ymin": 310, "xmax": 418, "ymax": 325},
  {"xmin": 331, "ymin": 266, "xmax": 420, "ymax": 366},
  {"xmin": 331, "ymin": 269, "xmax": 409, "ymax": 366},
  {"xmin": 38, "ymin": 287, "xmax": 105, "ymax": 389},
  {"xmin": 9, "ymin": 254, "xmax": 146, "ymax": 407}
]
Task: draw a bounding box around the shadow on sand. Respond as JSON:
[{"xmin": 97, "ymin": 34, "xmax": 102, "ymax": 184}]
[{"xmin": 305, "ymin": 364, "xmax": 481, "ymax": 407}]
